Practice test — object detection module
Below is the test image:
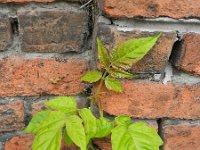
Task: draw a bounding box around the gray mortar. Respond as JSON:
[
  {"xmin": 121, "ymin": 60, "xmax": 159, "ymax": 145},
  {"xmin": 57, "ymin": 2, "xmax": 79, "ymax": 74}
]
[
  {"xmin": 113, "ymin": 18, "xmax": 200, "ymax": 33},
  {"xmin": 162, "ymin": 119, "xmax": 200, "ymax": 126}
]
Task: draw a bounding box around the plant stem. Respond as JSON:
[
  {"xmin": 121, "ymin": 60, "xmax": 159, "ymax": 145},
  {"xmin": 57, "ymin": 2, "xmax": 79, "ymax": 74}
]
[
  {"xmin": 92, "ymin": 71, "xmax": 107, "ymax": 118},
  {"xmin": 88, "ymin": 141, "xmax": 96, "ymax": 150}
]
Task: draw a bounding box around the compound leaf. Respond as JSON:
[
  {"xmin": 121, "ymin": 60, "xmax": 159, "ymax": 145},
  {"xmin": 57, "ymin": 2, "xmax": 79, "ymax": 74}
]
[
  {"xmin": 111, "ymin": 122, "xmax": 163, "ymax": 150},
  {"xmin": 79, "ymin": 108, "xmax": 97, "ymax": 144},
  {"xmin": 111, "ymin": 33, "xmax": 161, "ymax": 70},
  {"xmin": 24, "ymin": 110, "xmax": 50, "ymax": 134},
  {"xmin": 95, "ymin": 117, "xmax": 113, "ymax": 138},
  {"xmin": 115, "ymin": 116, "xmax": 132, "ymax": 126},
  {"xmin": 81, "ymin": 70, "xmax": 102, "ymax": 83},
  {"xmin": 66, "ymin": 115, "xmax": 87, "ymax": 150},
  {"xmin": 97, "ymin": 38, "xmax": 110, "ymax": 69},
  {"xmin": 105, "ymin": 75, "xmax": 122, "ymax": 93},
  {"xmin": 32, "ymin": 111, "xmax": 66, "ymax": 150},
  {"xmin": 45, "ymin": 96, "xmax": 77, "ymax": 114},
  {"xmin": 63, "ymin": 130, "xmax": 73, "ymax": 146},
  {"xmin": 108, "ymin": 68, "xmax": 135, "ymax": 79}
]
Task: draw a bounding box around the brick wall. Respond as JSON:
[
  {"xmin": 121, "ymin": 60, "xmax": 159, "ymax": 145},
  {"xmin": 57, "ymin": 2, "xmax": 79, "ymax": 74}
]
[{"xmin": 0, "ymin": 0, "xmax": 200, "ymax": 150}]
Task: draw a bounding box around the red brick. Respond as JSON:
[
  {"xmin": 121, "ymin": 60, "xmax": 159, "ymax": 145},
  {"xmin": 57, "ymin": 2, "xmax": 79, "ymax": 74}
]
[
  {"xmin": 0, "ymin": 13, "xmax": 12, "ymax": 51},
  {"xmin": 101, "ymin": 0, "xmax": 200, "ymax": 19},
  {"xmin": 96, "ymin": 80, "xmax": 200, "ymax": 119},
  {"xmin": 5, "ymin": 134, "xmax": 77, "ymax": 150},
  {"xmin": 0, "ymin": 57, "xmax": 88, "ymax": 97},
  {"xmin": 163, "ymin": 120, "xmax": 200, "ymax": 150},
  {"xmin": 96, "ymin": 24, "xmax": 176, "ymax": 73},
  {"xmin": 5, "ymin": 134, "xmax": 34, "ymax": 150},
  {"xmin": 0, "ymin": 0, "xmax": 54, "ymax": 2},
  {"xmin": 18, "ymin": 3, "xmax": 88, "ymax": 53},
  {"xmin": 174, "ymin": 33, "xmax": 200, "ymax": 76},
  {"xmin": 94, "ymin": 137, "xmax": 111, "ymax": 150},
  {"xmin": 0, "ymin": 100, "xmax": 24, "ymax": 131}
]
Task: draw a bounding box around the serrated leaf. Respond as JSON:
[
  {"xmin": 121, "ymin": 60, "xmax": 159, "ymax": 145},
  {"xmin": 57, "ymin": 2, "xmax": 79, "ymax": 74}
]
[
  {"xmin": 32, "ymin": 128, "xmax": 63, "ymax": 150},
  {"xmin": 111, "ymin": 33, "xmax": 161, "ymax": 70},
  {"xmin": 108, "ymin": 68, "xmax": 135, "ymax": 79},
  {"xmin": 81, "ymin": 70, "xmax": 102, "ymax": 83},
  {"xmin": 115, "ymin": 116, "xmax": 132, "ymax": 126},
  {"xmin": 63, "ymin": 130, "xmax": 73, "ymax": 146},
  {"xmin": 111, "ymin": 122, "xmax": 163, "ymax": 150},
  {"xmin": 97, "ymin": 38, "xmax": 110, "ymax": 69},
  {"xmin": 45, "ymin": 96, "xmax": 77, "ymax": 114},
  {"xmin": 33, "ymin": 111, "xmax": 66, "ymax": 133},
  {"xmin": 95, "ymin": 117, "xmax": 113, "ymax": 138},
  {"xmin": 111, "ymin": 125, "xmax": 133, "ymax": 150},
  {"xmin": 79, "ymin": 108, "xmax": 97, "ymax": 144},
  {"xmin": 32, "ymin": 111, "xmax": 66, "ymax": 150},
  {"xmin": 24, "ymin": 110, "xmax": 50, "ymax": 134},
  {"xmin": 66, "ymin": 115, "xmax": 87, "ymax": 150},
  {"xmin": 105, "ymin": 75, "xmax": 122, "ymax": 93}
]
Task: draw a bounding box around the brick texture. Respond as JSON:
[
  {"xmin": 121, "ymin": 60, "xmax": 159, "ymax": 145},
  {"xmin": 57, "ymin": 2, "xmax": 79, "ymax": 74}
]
[
  {"xmin": 96, "ymin": 80, "xmax": 200, "ymax": 119},
  {"xmin": 4, "ymin": 136, "xmax": 78, "ymax": 150},
  {"xmin": 0, "ymin": 100, "xmax": 24, "ymax": 131},
  {"xmin": 96, "ymin": 24, "xmax": 176, "ymax": 73},
  {"xmin": 5, "ymin": 135, "xmax": 34, "ymax": 150},
  {"xmin": 173, "ymin": 33, "xmax": 200, "ymax": 76},
  {"xmin": 0, "ymin": 0, "xmax": 53, "ymax": 2},
  {"xmin": 5, "ymin": 134, "xmax": 78, "ymax": 150},
  {"xmin": 163, "ymin": 120, "xmax": 200, "ymax": 150},
  {"xmin": 0, "ymin": 57, "xmax": 88, "ymax": 97},
  {"xmin": 0, "ymin": 13, "xmax": 12, "ymax": 51},
  {"xmin": 18, "ymin": 4, "xmax": 88, "ymax": 53},
  {"xmin": 101, "ymin": 0, "xmax": 200, "ymax": 19}
]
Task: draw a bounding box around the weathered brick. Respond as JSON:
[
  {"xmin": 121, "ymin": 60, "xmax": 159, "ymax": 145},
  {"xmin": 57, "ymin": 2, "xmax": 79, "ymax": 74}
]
[
  {"xmin": 0, "ymin": 100, "xmax": 24, "ymax": 131},
  {"xmin": 0, "ymin": 0, "xmax": 54, "ymax": 2},
  {"xmin": 0, "ymin": 0, "xmax": 83, "ymax": 2},
  {"xmin": 96, "ymin": 80, "xmax": 200, "ymax": 119},
  {"xmin": 5, "ymin": 134, "xmax": 34, "ymax": 150},
  {"xmin": 173, "ymin": 33, "xmax": 200, "ymax": 76},
  {"xmin": 0, "ymin": 57, "xmax": 88, "ymax": 97},
  {"xmin": 5, "ymin": 134, "xmax": 78, "ymax": 150},
  {"xmin": 18, "ymin": 3, "xmax": 88, "ymax": 53},
  {"xmin": 100, "ymin": 0, "xmax": 200, "ymax": 19},
  {"xmin": 96, "ymin": 23, "xmax": 176, "ymax": 73},
  {"xmin": 162, "ymin": 120, "xmax": 200, "ymax": 150},
  {"xmin": 0, "ymin": 12, "xmax": 12, "ymax": 51}
]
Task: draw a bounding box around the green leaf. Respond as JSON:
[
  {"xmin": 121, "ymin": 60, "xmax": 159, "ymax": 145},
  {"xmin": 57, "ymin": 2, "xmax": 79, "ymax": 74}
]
[
  {"xmin": 24, "ymin": 110, "xmax": 50, "ymax": 134},
  {"xmin": 105, "ymin": 75, "xmax": 122, "ymax": 93},
  {"xmin": 32, "ymin": 111, "xmax": 66, "ymax": 150},
  {"xmin": 111, "ymin": 125, "xmax": 133, "ymax": 150},
  {"xmin": 111, "ymin": 33, "xmax": 161, "ymax": 70},
  {"xmin": 66, "ymin": 115, "xmax": 87, "ymax": 150},
  {"xmin": 45, "ymin": 96, "xmax": 77, "ymax": 114},
  {"xmin": 95, "ymin": 117, "xmax": 113, "ymax": 138},
  {"xmin": 97, "ymin": 38, "xmax": 110, "ymax": 69},
  {"xmin": 79, "ymin": 108, "xmax": 97, "ymax": 144},
  {"xmin": 33, "ymin": 111, "xmax": 66, "ymax": 133},
  {"xmin": 111, "ymin": 122, "xmax": 163, "ymax": 150},
  {"xmin": 32, "ymin": 128, "xmax": 63, "ymax": 150},
  {"xmin": 63, "ymin": 130, "xmax": 73, "ymax": 146},
  {"xmin": 108, "ymin": 68, "xmax": 135, "ymax": 79},
  {"xmin": 81, "ymin": 70, "xmax": 102, "ymax": 83},
  {"xmin": 115, "ymin": 116, "xmax": 132, "ymax": 126}
]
